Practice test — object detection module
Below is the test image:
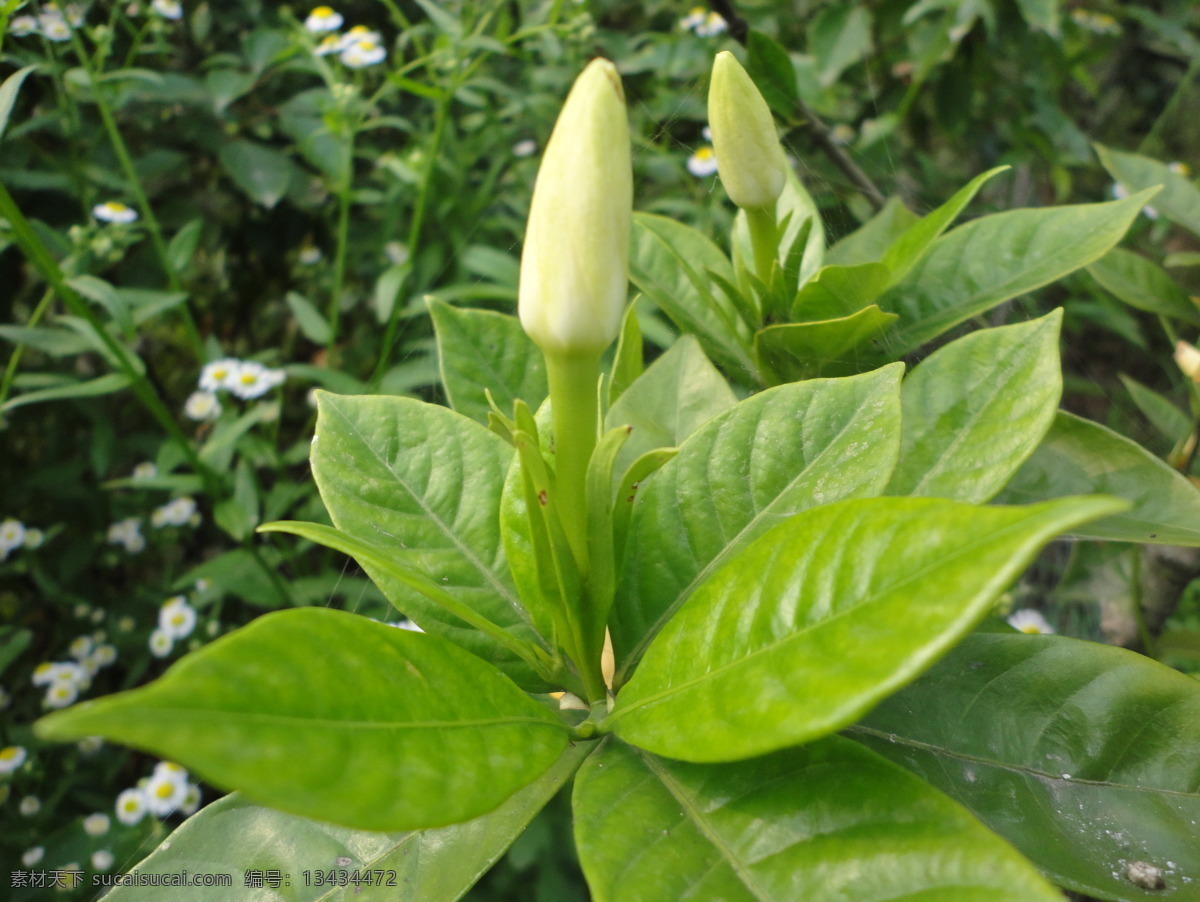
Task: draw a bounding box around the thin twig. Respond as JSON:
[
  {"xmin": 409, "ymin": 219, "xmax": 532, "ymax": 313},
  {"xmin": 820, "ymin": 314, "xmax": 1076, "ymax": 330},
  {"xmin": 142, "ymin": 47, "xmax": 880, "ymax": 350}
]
[{"xmin": 710, "ymin": 0, "xmax": 887, "ymax": 211}]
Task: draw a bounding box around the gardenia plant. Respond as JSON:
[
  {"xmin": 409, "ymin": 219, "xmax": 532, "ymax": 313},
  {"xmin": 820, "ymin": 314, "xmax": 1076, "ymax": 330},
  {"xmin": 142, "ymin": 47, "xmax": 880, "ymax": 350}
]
[{"xmin": 36, "ymin": 55, "xmax": 1200, "ymax": 902}]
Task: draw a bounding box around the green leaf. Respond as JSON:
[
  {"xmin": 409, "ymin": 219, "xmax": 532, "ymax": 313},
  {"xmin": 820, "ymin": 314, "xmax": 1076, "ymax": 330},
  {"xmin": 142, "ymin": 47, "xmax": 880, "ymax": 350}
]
[
  {"xmin": 101, "ymin": 742, "xmax": 592, "ymax": 902},
  {"xmin": 629, "ymin": 213, "xmax": 755, "ymax": 378},
  {"xmin": 1096, "ymin": 143, "xmax": 1200, "ymax": 238},
  {"xmin": 1119, "ymin": 373, "xmax": 1191, "ymax": 442},
  {"xmin": 607, "ymin": 301, "xmax": 643, "ymax": 407},
  {"xmin": 0, "ymin": 325, "xmax": 94, "ymax": 356},
  {"xmin": 610, "ymin": 495, "xmax": 1124, "ymax": 761},
  {"xmin": 309, "ymin": 392, "xmax": 549, "ymax": 688},
  {"xmin": 166, "ymin": 218, "xmax": 203, "ymax": 275},
  {"xmin": 887, "ymin": 311, "xmax": 1063, "ymax": 502},
  {"xmin": 1, "ymin": 372, "xmax": 132, "ymax": 412},
  {"xmin": 67, "ymin": 274, "xmax": 134, "ymax": 336},
  {"xmin": 428, "ymin": 298, "xmax": 546, "ymax": 424},
  {"xmin": 746, "ymin": 30, "xmax": 798, "ymax": 117},
  {"xmin": 286, "ymin": 290, "xmax": 333, "ymax": 345},
  {"xmin": 733, "ymin": 168, "xmax": 825, "ymax": 296},
  {"xmin": 0, "ymin": 65, "xmax": 37, "ymax": 143},
  {"xmin": 808, "ymin": 3, "xmax": 874, "ymax": 86},
  {"xmin": 881, "ymin": 166, "xmax": 1009, "ymax": 285},
  {"xmin": 881, "ymin": 190, "xmax": 1154, "ymax": 355},
  {"xmin": 1000, "ymin": 411, "xmax": 1200, "ymax": 545},
  {"xmin": 612, "ymin": 365, "xmax": 903, "ymax": 683},
  {"xmin": 573, "ymin": 737, "xmax": 1061, "ymax": 902},
  {"xmin": 754, "ymin": 304, "xmax": 897, "ymax": 382},
  {"xmin": 791, "ymin": 262, "xmax": 891, "ymax": 320},
  {"xmin": 1087, "ymin": 247, "xmax": 1200, "ymax": 326},
  {"xmin": 852, "ymin": 632, "xmax": 1200, "ymax": 901},
  {"xmin": 0, "ymin": 627, "xmax": 32, "ymax": 678},
  {"xmin": 825, "ymin": 196, "xmax": 919, "ymax": 267},
  {"xmin": 604, "ymin": 336, "xmax": 736, "ymax": 477},
  {"xmin": 36, "ymin": 608, "xmax": 570, "ymax": 831},
  {"xmin": 218, "ymin": 140, "xmax": 299, "ymax": 208},
  {"xmin": 1013, "ymin": 0, "xmax": 1060, "ymax": 35}
]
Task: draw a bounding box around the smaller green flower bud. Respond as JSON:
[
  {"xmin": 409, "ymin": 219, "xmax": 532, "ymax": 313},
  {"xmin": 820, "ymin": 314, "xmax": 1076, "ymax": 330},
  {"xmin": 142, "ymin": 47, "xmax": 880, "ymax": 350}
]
[
  {"xmin": 519, "ymin": 58, "xmax": 632, "ymax": 357},
  {"xmin": 708, "ymin": 50, "xmax": 789, "ymax": 211}
]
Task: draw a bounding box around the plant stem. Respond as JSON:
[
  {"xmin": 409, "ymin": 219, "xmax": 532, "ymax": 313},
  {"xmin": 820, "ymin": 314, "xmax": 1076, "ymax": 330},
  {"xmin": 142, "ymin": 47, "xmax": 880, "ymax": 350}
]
[
  {"xmin": 0, "ymin": 286, "xmax": 55, "ymax": 410},
  {"xmin": 745, "ymin": 205, "xmax": 777, "ymax": 285},
  {"xmin": 325, "ymin": 131, "xmax": 355, "ymax": 367},
  {"xmin": 545, "ymin": 350, "xmax": 601, "ymax": 573}
]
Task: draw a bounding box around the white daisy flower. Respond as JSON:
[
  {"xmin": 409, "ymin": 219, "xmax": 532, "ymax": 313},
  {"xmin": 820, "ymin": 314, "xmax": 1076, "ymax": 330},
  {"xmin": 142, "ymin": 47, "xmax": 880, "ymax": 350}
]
[
  {"xmin": 198, "ymin": 358, "xmax": 242, "ymax": 392},
  {"xmin": 512, "ymin": 139, "xmax": 537, "ymax": 158},
  {"xmin": 23, "ymin": 528, "xmax": 45, "ymax": 549},
  {"xmin": 83, "ymin": 812, "xmax": 111, "ymax": 836},
  {"xmin": 151, "ymin": 496, "xmax": 197, "ymax": 528},
  {"xmin": 148, "ymin": 628, "xmax": 174, "ymax": 658},
  {"xmin": 91, "ymin": 644, "xmax": 118, "ymax": 667},
  {"xmin": 63, "ymin": 4, "xmax": 86, "ymax": 26},
  {"xmin": 314, "ymin": 34, "xmax": 341, "ymax": 55},
  {"xmin": 229, "ymin": 361, "xmax": 285, "ymax": 399},
  {"xmin": 341, "ymin": 24, "xmax": 380, "ymax": 44},
  {"xmin": 195, "ymin": 577, "xmax": 213, "ymax": 592},
  {"xmin": 696, "ymin": 11, "xmax": 728, "ymax": 36},
  {"xmin": 10, "ymin": 15, "xmax": 38, "ymax": 36},
  {"xmin": 1007, "ymin": 608, "xmax": 1055, "ymax": 635},
  {"xmin": 159, "ymin": 599, "xmax": 197, "ymax": 639},
  {"xmin": 115, "ymin": 788, "xmax": 148, "ymax": 825},
  {"xmin": 39, "ymin": 14, "xmax": 72, "ymax": 41},
  {"xmin": 184, "ymin": 389, "xmax": 221, "ymax": 421},
  {"xmin": 145, "ymin": 771, "xmax": 189, "ymax": 816},
  {"xmin": 0, "ymin": 745, "xmax": 27, "ymax": 774},
  {"xmin": 151, "ymin": 0, "xmax": 183, "ymax": 19},
  {"xmin": 340, "ymin": 38, "xmax": 386, "ymax": 68},
  {"xmin": 133, "ymin": 461, "xmax": 157, "ymax": 479},
  {"xmin": 702, "ymin": 125, "xmax": 712, "ymax": 141},
  {"xmin": 69, "ymin": 635, "xmax": 94, "ymax": 661},
  {"xmin": 153, "ymin": 760, "xmax": 189, "ymax": 781},
  {"xmin": 92, "ymin": 849, "xmax": 115, "ymax": 871},
  {"xmin": 106, "ymin": 518, "xmax": 144, "ymax": 553},
  {"xmin": 0, "ymin": 518, "xmax": 27, "ymax": 555},
  {"xmin": 298, "ymin": 244, "xmax": 322, "ymax": 264},
  {"xmin": 1168, "ymin": 161, "xmax": 1191, "ymax": 177},
  {"xmin": 19, "ymin": 794, "xmax": 40, "ymax": 816},
  {"xmin": 305, "ymin": 5, "xmax": 343, "ymax": 32},
  {"xmin": 680, "ymin": 7, "xmax": 706, "ymax": 31},
  {"xmin": 22, "ymin": 847, "xmax": 44, "ymax": 867},
  {"xmin": 687, "ymin": 146, "xmax": 719, "ymax": 177},
  {"xmin": 45, "ymin": 679, "xmax": 80, "ymax": 708},
  {"xmin": 93, "ymin": 201, "xmax": 138, "ymax": 224},
  {"xmin": 180, "ymin": 782, "xmax": 202, "ymax": 815}
]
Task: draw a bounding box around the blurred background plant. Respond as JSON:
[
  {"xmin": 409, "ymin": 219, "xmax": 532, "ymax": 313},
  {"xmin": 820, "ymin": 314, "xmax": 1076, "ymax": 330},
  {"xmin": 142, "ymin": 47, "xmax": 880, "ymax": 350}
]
[{"xmin": 0, "ymin": 0, "xmax": 1197, "ymax": 897}]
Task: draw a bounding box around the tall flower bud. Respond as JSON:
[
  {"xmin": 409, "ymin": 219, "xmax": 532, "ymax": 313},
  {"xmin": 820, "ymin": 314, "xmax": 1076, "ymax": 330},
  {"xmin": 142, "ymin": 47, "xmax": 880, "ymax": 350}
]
[
  {"xmin": 708, "ymin": 50, "xmax": 788, "ymax": 211},
  {"xmin": 519, "ymin": 59, "xmax": 632, "ymax": 356}
]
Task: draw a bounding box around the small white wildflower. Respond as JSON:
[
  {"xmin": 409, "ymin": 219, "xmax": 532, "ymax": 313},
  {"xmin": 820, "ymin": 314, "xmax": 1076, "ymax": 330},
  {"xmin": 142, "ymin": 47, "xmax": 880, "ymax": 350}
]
[
  {"xmin": 180, "ymin": 782, "xmax": 202, "ymax": 815},
  {"xmin": 1168, "ymin": 161, "xmax": 1192, "ymax": 177},
  {"xmin": 83, "ymin": 812, "xmax": 111, "ymax": 836},
  {"xmin": 93, "ymin": 201, "xmax": 138, "ymax": 224},
  {"xmin": 702, "ymin": 125, "xmax": 712, "ymax": 141},
  {"xmin": 91, "ymin": 849, "xmax": 115, "ymax": 872},
  {"xmin": 90, "ymin": 608, "xmax": 105, "ymax": 624},
  {"xmin": 63, "ymin": 3, "xmax": 86, "ymax": 26},
  {"xmin": 0, "ymin": 745, "xmax": 28, "ymax": 774},
  {"xmin": 0, "ymin": 518, "xmax": 27, "ymax": 555},
  {"xmin": 687, "ymin": 146, "xmax": 719, "ymax": 177},
  {"xmin": 69, "ymin": 635, "xmax": 94, "ymax": 661},
  {"xmin": 23, "ymin": 527, "xmax": 45, "ymax": 549},
  {"xmin": 229, "ymin": 361, "xmax": 285, "ymax": 399},
  {"xmin": 680, "ymin": 7, "xmax": 706, "ymax": 31},
  {"xmin": 198, "ymin": 358, "xmax": 242, "ymax": 392},
  {"xmin": 159, "ymin": 599, "xmax": 197, "ymax": 639},
  {"xmin": 383, "ymin": 241, "xmax": 409, "ymax": 265},
  {"xmin": 184, "ymin": 389, "xmax": 221, "ymax": 421},
  {"xmin": 115, "ymin": 788, "xmax": 148, "ymax": 826},
  {"xmin": 151, "ymin": 496, "xmax": 197, "ymax": 528},
  {"xmin": 314, "ymin": 33, "xmax": 342, "ymax": 55},
  {"xmin": 298, "ymin": 244, "xmax": 322, "ymax": 264},
  {"xmin": 132, "ymin": 461, "xmax": 157, "ymax": 479},
  {"xmin": 11, "ymin": 15, "xmax": 39, "ymax": 36},
  {"xmin": 830, "ymin": 123, "xmax": 856, "ymax": 145},
  {"xmin": 1111, "ymin": 181, "xmax": 1158, "ymax": 218},
  {"xmin": 697, "ymin": 11, "xmax": 728, "ymax": 36},
  {"xmin": 117, "ymin": 616, "xmax": 136, "ymax": 633},
  {"xmin": 39, "ymin": 14, "xmax": 72, "ymax": 41},
  {"xmin": 22, "ymin": 846, "xmax": 44, "ymax": 867},
  {"xmin": 145, "ymin": 771, "xmax": 189, "ymax": 816},
  {"xmin": 73, "ymin": 602, "xmax": 91, "ymax": 618},
  {"xmin": 1007, "ymin": 608, "xmax": 1055, "ymax": 635},
  {"xmin": 107, "ymin": 518, "xmax": 144, "ymax": 553},
  {"xmin": 512, "ymin": 139, "xmax": 538, "ymax": 158},
  {"xmin": 305, "ymin": 5, "xmax": 343, "ymax": 32},
  {"xmin": 78, "ymin": 736, "xmax": 104, "ymax": 754},
  {"xmin": 45, "ymin": 679, "xmax": 80, "ymax": 708},
  {"xmin": 341, "ymin": 38, "xmax": 386, "ymax": 68},
  {"xmin": 153, "ymin": 760, "xmax": 189, "ymax": 781},
  {"xmin": 195, "ymin": 577, "xmax": 213, "ymax": 592},
  {"xmin": 150, "ymin": 0, "xmax": 183, "ymax": 19},
  {"xmin": 19, "ymin": 794, "xmax": 41, "ymax": 816},
  {"xmin": 91, "ymin": 644, "xmax": 118, "ymax": 667},
  {"xmin": 148, "ymin": 629, "xmax": 174, "ymax": 658}
]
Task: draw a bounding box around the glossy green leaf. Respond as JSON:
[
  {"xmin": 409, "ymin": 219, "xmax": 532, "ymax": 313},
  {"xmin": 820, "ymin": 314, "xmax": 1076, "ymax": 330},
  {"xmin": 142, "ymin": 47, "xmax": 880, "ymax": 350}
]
[
  {"xmin": 310, "ymin": 392, "xmax": 548, "ymax": 688},
  {"xmin": 428, "ymin": 298, "xmax": 547, "ymax": 424},
  {"xmin": 0, "ymin": 325, "xmax": 94, "ymax": 356},
  {"xmin": 882, "ymin": 166, "xmax": 1009, "ymax": 285},
  {"xmin": 610, "ymin": 495, "xmax": 1124, "ymax": 761},
  {"xmin": 218, "ymin": 139, "xmax": 299, "ymax": 208},
  {"xmin": 286, "ymin": 290, "xmax": 332, "ymax": 344},
  {"xmin": 101, "ymin": 742, "xmax": 592, "ymax": 902},
  {"xmin": 1001, "ymin": 411, "xmax": 1200, "ymax": 545},
  {"xmin": 887, "ymin": 311, "xmax": 1063, "ymax": 502},
  {"xmin": 1119, "ymin": 374, "xmax": 1190, "ymax": 442},
  {"xmin": 605, "ymin": 336, "xmax": 736, "ymax": 476},
  {"xmin": 608, "ymin": 301, "xmax": 643, "ymax": 407},
  {"xmin": 746, "ymin": 30, "xmax": 798, "ymax": 117},
  {"xmin": 573, "ymin": 737, "xmax": 1061, "ymax": 902},
  {"xmin": 852, "ymin": 632, "xmax": 1200, "ymax": 901},
  {"xmin": 629, "ymin": 213, "xmax": 755, "ymax": 378},
  {"xmin": 791, "ymin": 262, "xmax": 891, "ymax": 320},
  {"xmin": 755, "ymin": 305, "xmax": 897, "ymax": 382},
  {"xmin": 0, "ymin": 66, "xmax": 37, "ymax": 142},
  {"xmin": 1096, "ymin": 143, "xmax": 1200, "ymax": 238},
  {"xmin": 612, "ymin": 365, "xmax": 904, "ymax": 683},
  {"xmin": 166, "ymin": 218, "xmax": 203, "ymax": 274},
  {"xmin": 881, "ymin": 191, "xmax": 1153, "ymax": 354},
  {"xmin": 1088, "ymin": 247, "xmax": 1200, "ymax": 326},
  {"xmin": 36, "ymin": 608, "xmax": 570, "ymax": 831},
  {"xmin": 808, "ymin": 3, "xmax": 874, "ymax": 86},
  {"xmin": 1014, "ymin": 0, "xmax": 1060, "ymax": 35},
  {"xmin": 1, "ymin": 372, "xmax": 131, "ymax": 411},
  {"xmin": 825, "ymin": 196, "xmax": 920, "ymax": 266}
]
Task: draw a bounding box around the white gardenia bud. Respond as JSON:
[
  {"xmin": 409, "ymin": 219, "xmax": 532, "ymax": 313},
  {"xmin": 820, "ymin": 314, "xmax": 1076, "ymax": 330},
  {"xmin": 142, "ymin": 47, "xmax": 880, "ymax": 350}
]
[
  {"xmin": 708, "ymin": 50, "xmax": 789, "ymax": 210},
  {"xmin": 518, "ymin": 58, "xmax": 632, "ymax": 357},
  {"xmin": 1175, "ymin": 340, "xmax": 1200, "ymax": 382}
]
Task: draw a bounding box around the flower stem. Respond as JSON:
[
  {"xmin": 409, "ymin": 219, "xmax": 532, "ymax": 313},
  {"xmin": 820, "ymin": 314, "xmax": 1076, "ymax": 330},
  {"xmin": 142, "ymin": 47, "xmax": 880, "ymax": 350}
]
[
  {"xmin": 745, "ymin": 205, "xmax": 777, "ymax": 285},
  {"xmin": 545, "ymin": 350, "xmax": 601, "ymax": 575}
]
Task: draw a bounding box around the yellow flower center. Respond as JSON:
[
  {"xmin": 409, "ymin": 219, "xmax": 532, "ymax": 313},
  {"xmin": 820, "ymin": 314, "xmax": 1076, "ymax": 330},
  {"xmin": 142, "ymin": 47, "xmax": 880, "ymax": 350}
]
[
  {"xmin": 313, "ymin": 5, "xmax": 334, "ymax": 15},
  {"xmin": 154, "ymin": 783, "xmax": 175, "ymax": 799}
]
